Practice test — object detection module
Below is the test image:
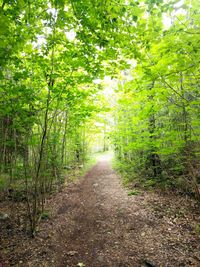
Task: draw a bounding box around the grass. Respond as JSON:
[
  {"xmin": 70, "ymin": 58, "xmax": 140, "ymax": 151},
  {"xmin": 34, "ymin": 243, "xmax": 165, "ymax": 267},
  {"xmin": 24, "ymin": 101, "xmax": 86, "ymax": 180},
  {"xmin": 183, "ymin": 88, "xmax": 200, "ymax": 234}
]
[
  {"xmin": 194, "ymin": 224, "xmax": 200, "ymax": 236},
  {"xmin": 64, "ymin": 155, "xmax": 97, "ymax": 184},
  {"xmin": 127, "ymin": 190, "xmax": 140, "ymax": 196},
  {"xmin": 40, "ymin": 210, "xmax": 50, "ymax": 220}
]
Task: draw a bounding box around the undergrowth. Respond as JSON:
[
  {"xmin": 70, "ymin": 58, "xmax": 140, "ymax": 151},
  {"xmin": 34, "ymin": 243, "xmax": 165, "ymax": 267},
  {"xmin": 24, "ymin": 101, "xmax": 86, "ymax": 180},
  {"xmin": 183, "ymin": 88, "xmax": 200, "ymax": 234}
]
[{"xmin": 112, "ymin": 157, "xmax": 192, "ymax": 194}]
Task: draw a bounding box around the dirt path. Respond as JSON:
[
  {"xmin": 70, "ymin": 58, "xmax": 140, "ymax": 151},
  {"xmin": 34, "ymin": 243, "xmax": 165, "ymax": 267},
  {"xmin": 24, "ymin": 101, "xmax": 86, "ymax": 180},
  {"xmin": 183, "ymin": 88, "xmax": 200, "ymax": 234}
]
[
  {"xmin": 54, "ymin": 155, "xmax": 149, "ymax": 266},
  {"xmin": 1, "ymin": 155, "xmax": 200, "ymax": 266}
]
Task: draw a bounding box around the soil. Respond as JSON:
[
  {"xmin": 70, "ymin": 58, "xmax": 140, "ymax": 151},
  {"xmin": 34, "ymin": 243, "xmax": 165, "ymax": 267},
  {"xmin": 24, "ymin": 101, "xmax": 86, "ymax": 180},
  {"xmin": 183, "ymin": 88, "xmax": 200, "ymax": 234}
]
[{"xmin": 0, "ymin": 154, "xmax": 200, "ymax": 267}]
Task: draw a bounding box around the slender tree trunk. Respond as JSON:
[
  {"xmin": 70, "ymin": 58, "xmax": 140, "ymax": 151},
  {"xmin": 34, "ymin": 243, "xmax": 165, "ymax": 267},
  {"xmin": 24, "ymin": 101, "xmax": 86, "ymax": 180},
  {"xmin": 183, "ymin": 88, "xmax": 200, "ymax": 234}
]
[
  {"xmin": 61, "ymin": 110, "xmax": 68, "ymax": 165},
  {"xmin": 148, "ymin": 81, "xmax": 161, "ymax": 177}
]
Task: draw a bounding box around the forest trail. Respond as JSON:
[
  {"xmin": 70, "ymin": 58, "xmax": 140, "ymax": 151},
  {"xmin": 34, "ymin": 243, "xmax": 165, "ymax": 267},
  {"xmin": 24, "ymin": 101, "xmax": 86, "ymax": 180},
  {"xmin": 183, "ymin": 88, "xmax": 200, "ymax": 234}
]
[
  {"xmin": 54, "ymin": 154, "xmax": 152, "ymax": 266},
  {"xmin": 1, "ymin": 154, "xmax": 200, "ymax": 266}
]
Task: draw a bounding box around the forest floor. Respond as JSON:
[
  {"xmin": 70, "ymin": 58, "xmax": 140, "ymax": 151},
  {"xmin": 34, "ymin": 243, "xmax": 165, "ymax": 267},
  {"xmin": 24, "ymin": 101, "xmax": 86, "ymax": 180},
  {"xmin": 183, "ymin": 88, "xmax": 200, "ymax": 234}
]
[{"xmin": 0, "ymin": 154, "xmax": 200, "ymax": 267}]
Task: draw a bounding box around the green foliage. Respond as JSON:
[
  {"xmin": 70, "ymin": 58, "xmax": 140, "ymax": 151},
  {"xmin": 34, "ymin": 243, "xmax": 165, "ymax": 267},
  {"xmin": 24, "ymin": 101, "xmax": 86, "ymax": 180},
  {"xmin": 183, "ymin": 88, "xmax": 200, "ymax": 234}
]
[
  {"xmin": 194, "ymin": 224, "xmax": 200, "ymax": 236},
  {"xmin": 0, "ymin": 174, "xmax": 9, "ymax": 190},
  {"xmin": 40, "ymin": 210, "xmax": 50, "ymax": 220},
  {"xmin": 144, "ymin": 179, "xmax": 157, "ymax": 188},
  {"xmin": 0, "ymin": 0, "xmax": 114, "ymax": 234},
  {"xmin": 111, "ymin": 0, "xmax": 200, "ymax": 199},
  {"xmin": 128, "ymin": 190, "xmax": 140, "ymax": 196}
]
